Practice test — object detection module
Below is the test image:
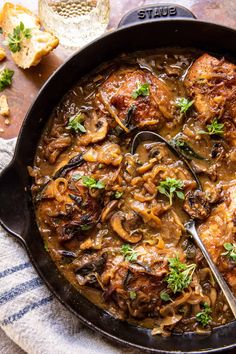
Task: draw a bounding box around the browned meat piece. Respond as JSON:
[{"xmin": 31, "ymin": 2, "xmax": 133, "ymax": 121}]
[
  {"xmin": 38, "ymin": 182, "xmax": 100, "ymax": 242},
  {"xmin": 37, "ymin": 162, "xmax": 102, "ymax": 243},
  {"xmin": 96, "ymin": 68, "xmax": 176, "ymax": 130},
  {"xmin": 198, "ymin": 184, "xmax": 236, "ymax": 294},
  {"xmin": 101, "ymin": 246, "xmax": 169, "ymax": 319},
  {"xmin": 185, "ymin": 54, "xmax": 236, "ymax": 121},
  {"xmin": 185, "ymin": 53, "xmax": 236, "ymax": 145}
]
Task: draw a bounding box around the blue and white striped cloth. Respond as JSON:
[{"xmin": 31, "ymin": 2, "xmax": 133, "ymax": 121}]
[{"xmin": 0, "ymin": 138, "xmax": 136, "ymax": 354}]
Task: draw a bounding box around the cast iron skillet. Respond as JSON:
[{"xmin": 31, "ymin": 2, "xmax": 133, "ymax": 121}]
[{"xmin": 0, "ymin": 4, "xmax": 236, "ymax": 353}]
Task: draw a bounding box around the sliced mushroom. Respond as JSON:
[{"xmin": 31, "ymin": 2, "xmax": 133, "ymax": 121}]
[
  {"xmin": 44, "ymin": 135, "xmax": 72, "ymax": 164},
  {"xmin": 183, "ymin": 190, "xmax": 211, "ymax": 220},
  {"xmin": 77, "ymin": 112, "xmax": 108, "ymax": 146},
  {"xmin": 75, "ymin": 252, "xmax": 107, "ymax": 276},
  {"xmin": 101, "ymin": 200, "xmax": 118, "ymax": 222},
  {"xmin": 58, "ymin": 250, "xmax": 77, "ymax": 258},
  {"xmin": 58, "ymin": 222, "xmax": 81, "ymax": 242},
  {"xmin": 110, "ymin": 211, "xmax": 142, "ymax": 243},
  {"xmin": 75, "ymin": 252, "xmax": 107, "ymax": 287}
]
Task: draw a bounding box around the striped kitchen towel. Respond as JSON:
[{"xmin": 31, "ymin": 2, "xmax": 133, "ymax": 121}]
[{"xmin": 0, "ymin": 138, "xmax": 137, "ymax": 354}]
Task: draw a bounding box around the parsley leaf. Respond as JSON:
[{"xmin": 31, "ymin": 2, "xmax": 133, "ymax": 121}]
[
  {"xmin": 132, "ymin": 82, "xmax": 150, "ymax": 99},
  {"xmin": 0, "ymin": 28, "xmax": 3, "ymax": 35},
  {"xmin": 129, "ymin": 290, "xmax": 137, "ymax": 300},
  {"xmin": 160, "ymin": 291, "xmax": 171, "ymax": 302},
  {"xmin": 199, "ymin": 118, "xmax": 224, "ymax": 136},
  {"xmin": 80, "ymin": 224, "xmax": 93, "ymax": 231},
  {"xmin": 7, "ymin": 21, "xmax": 32, "ymax": 53},
  {"xmin": 44, "ymin": 242, "xmax": 49, "ymax": 252},
  {"xmin": 196, "ymin": 303, "xmax": 212, "ymax": 327},
  {"xmin": 221, "ymin": 243, "xmax": 236, "ymax": 261},
  {"xmin": 114, "ymin": 191, "xmax": 123, "ymax": 199},
  {"xmin": 67, "ymin": 113, "xmax": 86, "ymax": 133},
  {"xmin": 176, "ymin": 97, "xmax": 194, "ymax": 114},
  {"xmin": 158, "ymin": 178, "xmax": 184, "ymax": 205},
  {"xmin": 82, "ymin": 176, "xmax": 105, "ymax": 190},
  {"xmin": 165, "ymin": 255, "xmax": 196, "ymax": 293},
  {"xmin": 72, "ymin": 173, "xmax": 82, "ymax": 181},
  {"xmin": 121, "ymin": 244, "xmax": 138, "ymax": 262},
  {"xmin": 0, "ymin": 68, "xmax": 14, "ymax": 91}
]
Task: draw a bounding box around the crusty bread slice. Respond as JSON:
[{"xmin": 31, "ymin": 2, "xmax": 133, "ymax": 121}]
[
  {"xmin": 0, "ymin": 3, "xmax": 59, "ymax": 69},
  {"xmin": 0, "ymin": 47, "xmax": 6, "ymax": 61},
  {"xmin": 0, "ymin": 94, "xmax": 9, "ymax": 116}
]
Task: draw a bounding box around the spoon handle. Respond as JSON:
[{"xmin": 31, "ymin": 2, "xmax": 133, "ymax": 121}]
[{"xmin": 185, "ymin": 220, "xmax": 236, "ymax": 318}]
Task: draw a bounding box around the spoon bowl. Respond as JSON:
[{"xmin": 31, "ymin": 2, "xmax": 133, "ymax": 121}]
[{"xmin": 131, "ymin": 131, "xmax": 201, "ymax": 189}]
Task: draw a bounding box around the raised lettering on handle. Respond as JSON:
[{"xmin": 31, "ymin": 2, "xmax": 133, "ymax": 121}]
[{"xmin": 118, "ymin": 4, "xmax": 196, "ymax": 28}]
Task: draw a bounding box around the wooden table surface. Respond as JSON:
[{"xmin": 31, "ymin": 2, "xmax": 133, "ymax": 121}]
[{"xmin": 1, "ymin": 0, "xmax": 236, "ymax": 139}]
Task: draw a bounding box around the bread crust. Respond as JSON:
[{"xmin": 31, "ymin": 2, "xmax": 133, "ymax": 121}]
[
  {"xmin": 0, "ymin": 94, "xmax": 9, "ymax": 116},
  {"xmin": 0, "ymin": 47, "xmax": 6, "ymax": 61},
  {"xmin": 0, "ymin": 2, "xmax": 59, "ymax": 68}
]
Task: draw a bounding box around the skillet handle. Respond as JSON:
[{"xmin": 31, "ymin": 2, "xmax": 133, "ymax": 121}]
[
  {"xmin": 0, "ymin": 162, "xmax": 28, "ymax": 246},
  {"xmin": 118, "ymin": 3, "xmax": 196, "ymax": 28}
]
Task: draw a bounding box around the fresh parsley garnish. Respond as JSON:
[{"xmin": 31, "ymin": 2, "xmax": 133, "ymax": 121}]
[
  {"xmin": 199, "ymin": 118, "xmax": 224, "ymax": 136},
  {"xmin": 0, "ymin": 68, "xmax": 14, "ymax": 91},
  {"xmin": 165, "ymin": 256, "xmax": 196, "ymax": 293},
  {"xmin": 114, "ymin": 191, "xmax": 123, "ymax": 199},
  {"xmin": 121, "ymin": 244, "xmax": 138, "ymax": 262},
  {"xmin": 196, "ymin": 303, "xmax": 212, "ymax": 327},
  {"xmin": 160, "ymin": 291, "xmax": 171, "ymax": 302},
  {"xmin": 67, "ymin": 113, "xmax": 86, "ymax": 133},
  {"xmin": 82, "ymin": 176, "xmax": 105, "ymax": 190},
  {"xmin": 72, "ymin": 173, "xmax": 82, "ymax": 181},
  {"xmin": 132, "ymin": 82, "xmax": 149, "ymax": 99},
  {"xmin": 44, "ymin": 242, "xmax": 49, "ymax": 252},
  {"xmin": 158, "ymin": 178, "xmax": 185, "ymax": 205},
  {"xmin": 0, "ymin": 28, "xmax": 3, "ymax": 35},
  {"xmin": 129, "ymin": 290, "xmax": 137, "ymax": 300},
  {"xmin": 176, "ymin": 97, "xmax": 194, "ymax": 114},
  {"xmin": 221, "ymin": 243, "xmax": 236, "ymax": 261},
  {"xmin": 80, "ymin": 224, "xmax": 93, "ymax": 231},
  {"xmin": 7, "ymin": 21, "xmax": 32, "ymax": 53}
]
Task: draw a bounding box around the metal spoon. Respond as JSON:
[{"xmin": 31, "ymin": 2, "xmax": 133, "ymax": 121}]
[
  {"xmin": 131, "ymin": 130, "xmax": 236, "ymax": 318},
  {"xmin": 131, "ymin": 131, "xmax": 201, "ymax": 188},
  {"xmin": 185, "ymin": 220, "xmax": 236, "ymax": 318}
]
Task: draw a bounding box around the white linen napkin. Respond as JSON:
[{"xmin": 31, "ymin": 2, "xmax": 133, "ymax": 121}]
[{"xmin": 0, "ymin": 138, "xmax": 138, "ymax": 354}]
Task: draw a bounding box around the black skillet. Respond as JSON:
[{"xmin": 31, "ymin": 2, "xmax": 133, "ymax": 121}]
[{"xmin": 0, "ymin": 4, "xmax": 236, "ymax": 353}]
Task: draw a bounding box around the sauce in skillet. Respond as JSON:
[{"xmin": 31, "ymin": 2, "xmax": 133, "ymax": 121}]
[{"xmin": 30, "ymin": 48, "xmax": 236, "ymax": 335}]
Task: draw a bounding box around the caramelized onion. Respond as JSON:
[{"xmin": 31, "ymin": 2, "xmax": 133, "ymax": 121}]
[
  {"xmin": 99, "ymin": 91, "xmax": 129, "ymax": 133},
  {"xmin": 110, "ymin": 211, "xmax": 142, "ymax": 243},
  {"xmin": 101, "ymin": 200, "xmax": 118, "ymax": 222}
]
